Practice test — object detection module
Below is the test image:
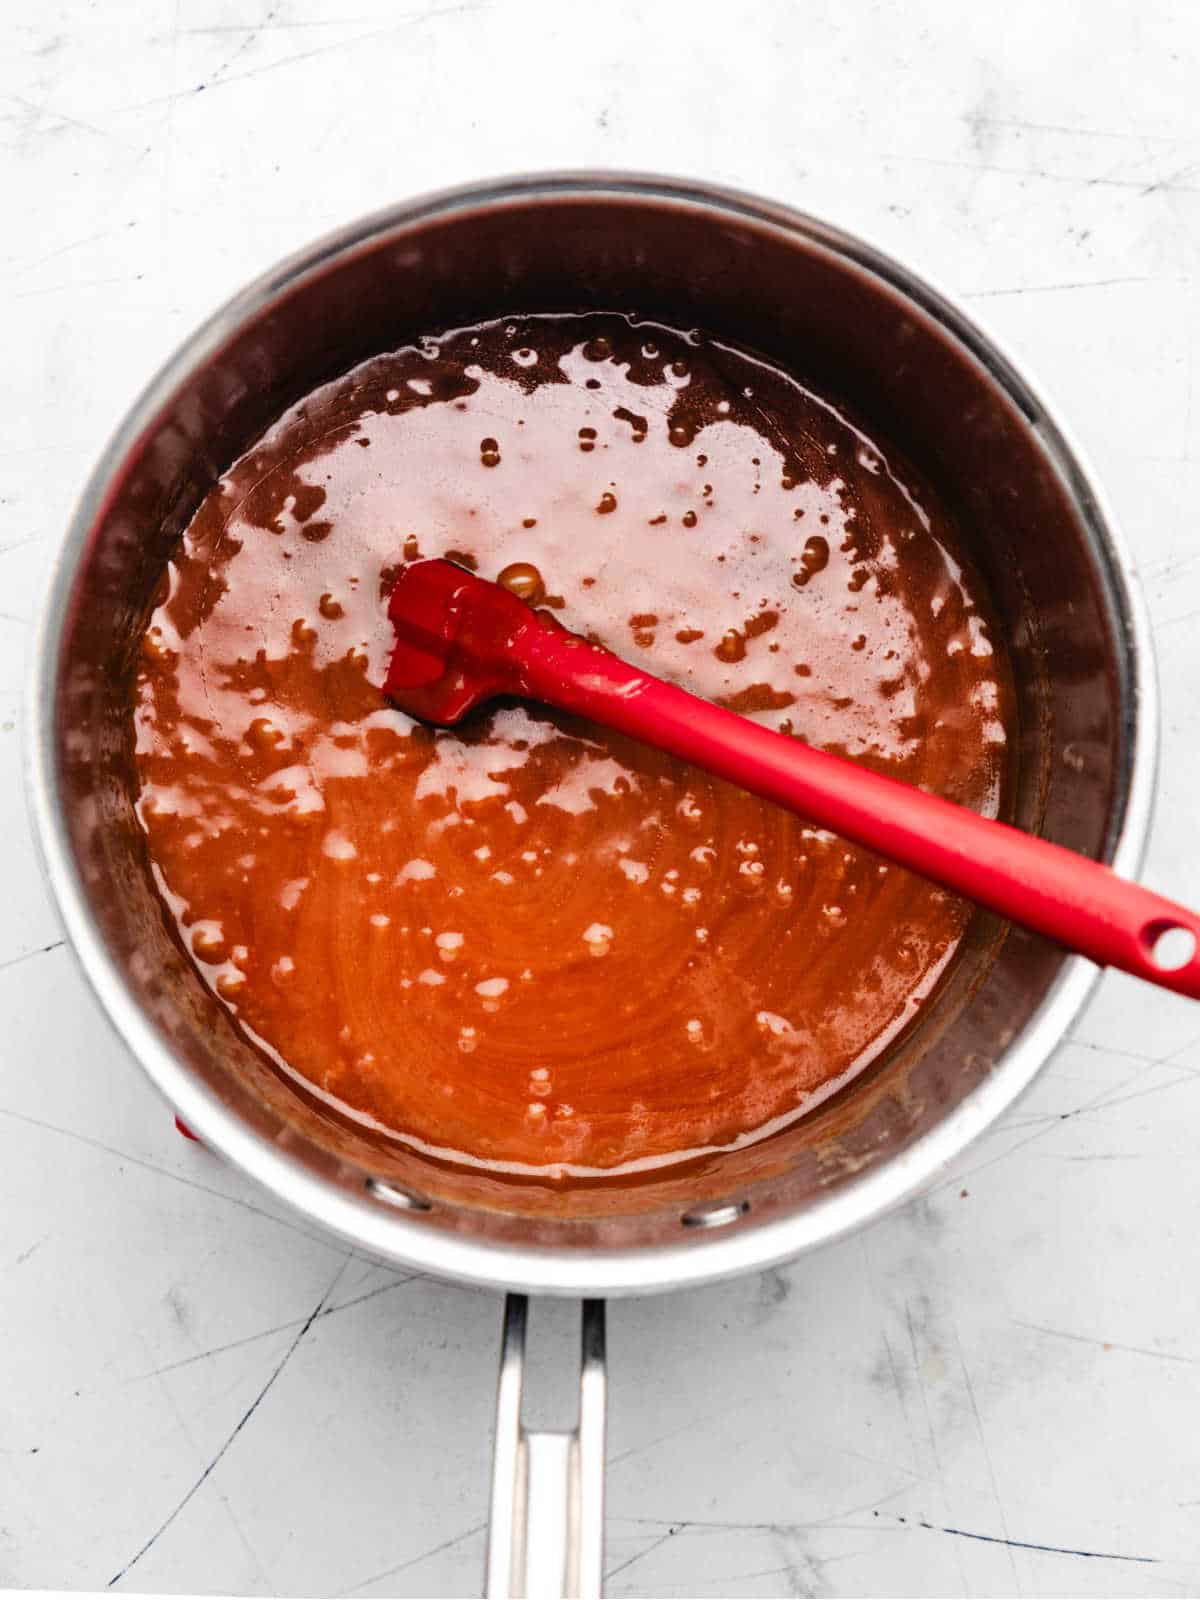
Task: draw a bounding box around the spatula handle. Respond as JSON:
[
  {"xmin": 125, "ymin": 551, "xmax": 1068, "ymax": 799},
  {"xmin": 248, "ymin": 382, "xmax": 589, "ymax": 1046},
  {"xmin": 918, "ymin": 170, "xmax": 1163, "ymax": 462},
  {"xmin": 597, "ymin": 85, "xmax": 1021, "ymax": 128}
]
[{"xmin": 520, "ymin": 626, "xmax": 1200, "ymax": 999}]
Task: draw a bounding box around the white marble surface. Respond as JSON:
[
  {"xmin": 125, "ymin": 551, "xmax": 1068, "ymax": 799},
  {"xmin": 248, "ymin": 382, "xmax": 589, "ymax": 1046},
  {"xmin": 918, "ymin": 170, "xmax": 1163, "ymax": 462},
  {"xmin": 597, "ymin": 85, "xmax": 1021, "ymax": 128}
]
[{"xmin": 4, "ymin": 2, "xmax": 1200, "ymax": 1595}]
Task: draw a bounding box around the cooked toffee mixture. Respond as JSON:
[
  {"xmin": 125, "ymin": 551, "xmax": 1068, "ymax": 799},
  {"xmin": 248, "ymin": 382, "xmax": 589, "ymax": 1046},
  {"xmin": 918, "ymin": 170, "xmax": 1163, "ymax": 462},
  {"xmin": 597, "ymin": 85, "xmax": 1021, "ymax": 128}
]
[{"xmin": 133, "ymin": 314, "xmax": 1014, "ymax": 1177}]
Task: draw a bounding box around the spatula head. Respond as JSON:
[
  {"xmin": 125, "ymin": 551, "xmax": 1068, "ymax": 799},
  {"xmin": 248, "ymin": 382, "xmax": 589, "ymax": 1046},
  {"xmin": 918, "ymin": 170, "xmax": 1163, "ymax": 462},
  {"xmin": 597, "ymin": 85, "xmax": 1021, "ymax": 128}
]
[{"xmin": 384, "ymin": 558, "xmax": 536, "ymax": 724}]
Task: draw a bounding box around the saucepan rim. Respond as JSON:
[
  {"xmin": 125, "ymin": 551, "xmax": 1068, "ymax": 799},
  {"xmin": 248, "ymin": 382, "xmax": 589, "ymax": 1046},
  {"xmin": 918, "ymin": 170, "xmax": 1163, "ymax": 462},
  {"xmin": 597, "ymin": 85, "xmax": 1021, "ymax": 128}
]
[{"xmin": 26, "ymin": 170, "xmax": 1157, "ymax": 1296}]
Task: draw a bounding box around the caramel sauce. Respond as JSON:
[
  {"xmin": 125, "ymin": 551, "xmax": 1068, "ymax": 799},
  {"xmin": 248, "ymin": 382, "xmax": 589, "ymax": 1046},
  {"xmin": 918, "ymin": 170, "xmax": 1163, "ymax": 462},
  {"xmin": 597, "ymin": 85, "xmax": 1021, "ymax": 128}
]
[{"xmin": 132, "ymin": 314, "xmax": 1014, "ymax": 1179}]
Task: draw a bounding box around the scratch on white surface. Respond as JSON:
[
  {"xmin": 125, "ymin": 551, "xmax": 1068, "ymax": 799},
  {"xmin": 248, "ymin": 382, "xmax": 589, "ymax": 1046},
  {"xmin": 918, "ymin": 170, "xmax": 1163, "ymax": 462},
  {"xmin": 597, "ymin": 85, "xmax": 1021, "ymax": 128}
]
[
  {"xmin": 856, "ymin": 1232, "xmax": 920, "ymax": 1475},
  {"xmin": 0, "ymin": 90, "xmax": 120, "ymax": 144},
  {"xmin": 604, "ymin": 1509, "xmax": 1165, "ymax": 1596},
  {"xmin": 898, "ymin": 149, "xmax": 1200, "ymax": 194},
  {"xmin": 1165, "ymin": 1029, "xmax": 1200, "ymax": 1066},
  {"xmin": 341, "ymin": 1519, "xmax": 487, "ymax": 1594},
  {"xmin": 118, "ymin": 5, "xmax": 487, "ymax": 111},
  {"xmin": 130, "ymin": 1317, "xmax": 276, "ymax": 1594},
  {"xmin": 1074, "ymin": 1026, "xmax": 1200, "ymax": 1075},
  {"xmin": 950, "ymin": 1313, "xmax": 1021, "ymax": 1594},
  {"xmin": 1041, "ymin": 1151, "xmax": 1151, "ymax": 1163},
  {"xmin": 1013, "ymin": 1320, "xmax": 1198, "ymax": 1366},
  {"xmin": 932, "ymin": 1055, "xmax": 1198, "ymax": 1193},
  {"xmin": 1, "ymin": 226, "xmax": 130, "ymax": 277},
  {"xmin": 1159, "ymin": 604, "xmax": 1200, "ymax": 631},
  {"xmin": 881, "ymin": 1512, "xmax": 1159, "ymax": 1566},
  {"xmin": 831, "ymin": 1477, "xmax": 939, "ymax": 1524},
  {"xmin": 833, "ymin": 1439, "xmax": 927, "ymax": 1486},
  {"xmin": 0, "ymin": 1100, "xmax": 338, "ymax": 1249},
  {"xmin": 0, "ymin": 531, "xmax": 51, "ymax": 558},
  {"xmin": 1067, "ymin": 1035, "xmax": 1199, "ymax": 1070},
  {"xmin": 0, "ymin": 938, "xmax": 65, "ymax": 973},
  {"xmin": 608, "ymin": 1401, "xmax": 738, "ymax": 1469},
  {"xmin": 11, "ymin": 274, "xmax": 143, "ymax": 302},
  {"xmin": 964, "ymin": 275, "xmax": 1164, "ymax": 297},
  {"xmin": 604, "ymin": 1518, "xmax": 890, "ymax": 1597},
  {"xmin": 605, "ymin": 1526, "xmax": 681, "ymax": 1584},
  {"xmin": 202, "ymin": 3, "xmax": 282, "ymax": 87},
  {"xmin": 1069, "ymin": 1066, "xmax": 1200, "ymax": 1109},
  {"xmin": 158, "ymin": 0, "xmax": 180, "ymax": 316},
  {"xmin": 904, "ymin": 1299, "xmax": 970, "ymax": 1595},
  {"xmin": 670, "ymin": 1563, "xmax": 807, "ymax": 1594},
  {"xmin": 173, "ymin": 17, "xmax": 385, "ymax": 34},
  {"xmin": 108, "ymin": 1255, "xmax": 351, "ymax": 1587},
  {"xmin": 964, "ymin": 113, "xmax": 1184, "ymax": 145},
  {"xmin": 129, "ymin": 1273, "xmax": 427, "ymax": 1381}
]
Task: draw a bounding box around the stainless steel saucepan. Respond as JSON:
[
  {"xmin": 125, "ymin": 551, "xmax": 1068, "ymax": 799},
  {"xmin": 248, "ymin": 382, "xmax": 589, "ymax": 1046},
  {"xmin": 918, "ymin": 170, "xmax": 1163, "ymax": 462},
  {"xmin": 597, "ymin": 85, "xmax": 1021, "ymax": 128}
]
[{"xmin": 28, "ymin": 174, "xmax": 1155, "ymax": 1598}]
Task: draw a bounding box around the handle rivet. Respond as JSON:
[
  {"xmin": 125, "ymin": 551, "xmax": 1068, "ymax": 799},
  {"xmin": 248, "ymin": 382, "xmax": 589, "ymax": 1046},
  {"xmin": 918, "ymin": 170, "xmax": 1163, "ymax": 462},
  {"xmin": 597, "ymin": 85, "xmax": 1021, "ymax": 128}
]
[
  {"xmin": 681, "ymin": 1199, "xmax": 751, "ymax": 1229},
  {"xmin": 365, "ymin": 1176, "xmax": 433, "ymax": 1212}
]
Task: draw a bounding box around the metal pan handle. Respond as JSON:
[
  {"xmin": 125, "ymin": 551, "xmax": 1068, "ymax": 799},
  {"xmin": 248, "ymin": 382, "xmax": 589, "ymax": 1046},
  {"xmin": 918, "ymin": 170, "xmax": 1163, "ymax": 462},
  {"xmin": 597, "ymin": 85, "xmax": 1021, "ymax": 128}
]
[{"xmin": 485, "ymin": 1296, "xmax": 607, "ymax": 1599}]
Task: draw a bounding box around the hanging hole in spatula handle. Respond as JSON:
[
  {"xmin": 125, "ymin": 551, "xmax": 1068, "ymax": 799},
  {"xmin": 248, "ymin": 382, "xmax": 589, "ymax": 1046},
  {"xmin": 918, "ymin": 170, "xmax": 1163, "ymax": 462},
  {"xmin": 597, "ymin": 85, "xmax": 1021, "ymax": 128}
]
[
  {"xmin": 1103, "ymin": 886, "xmax": 1200, "ymax": 998},
  {"xmin": 1142, "ymin": 920, "xmax": 1199, "ymax": 973},
  {"xmin": 973, "ymin": 844, "xmax": 1200, "ymax": 1001}
]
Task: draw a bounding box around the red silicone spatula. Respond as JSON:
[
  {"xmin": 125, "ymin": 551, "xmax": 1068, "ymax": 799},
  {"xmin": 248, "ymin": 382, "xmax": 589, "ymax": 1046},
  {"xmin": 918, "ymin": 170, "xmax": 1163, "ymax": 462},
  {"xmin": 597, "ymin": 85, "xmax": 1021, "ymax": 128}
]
[{"xmin": 385, "ymin": 558, "xmax": 1200, "ymax": 999}]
